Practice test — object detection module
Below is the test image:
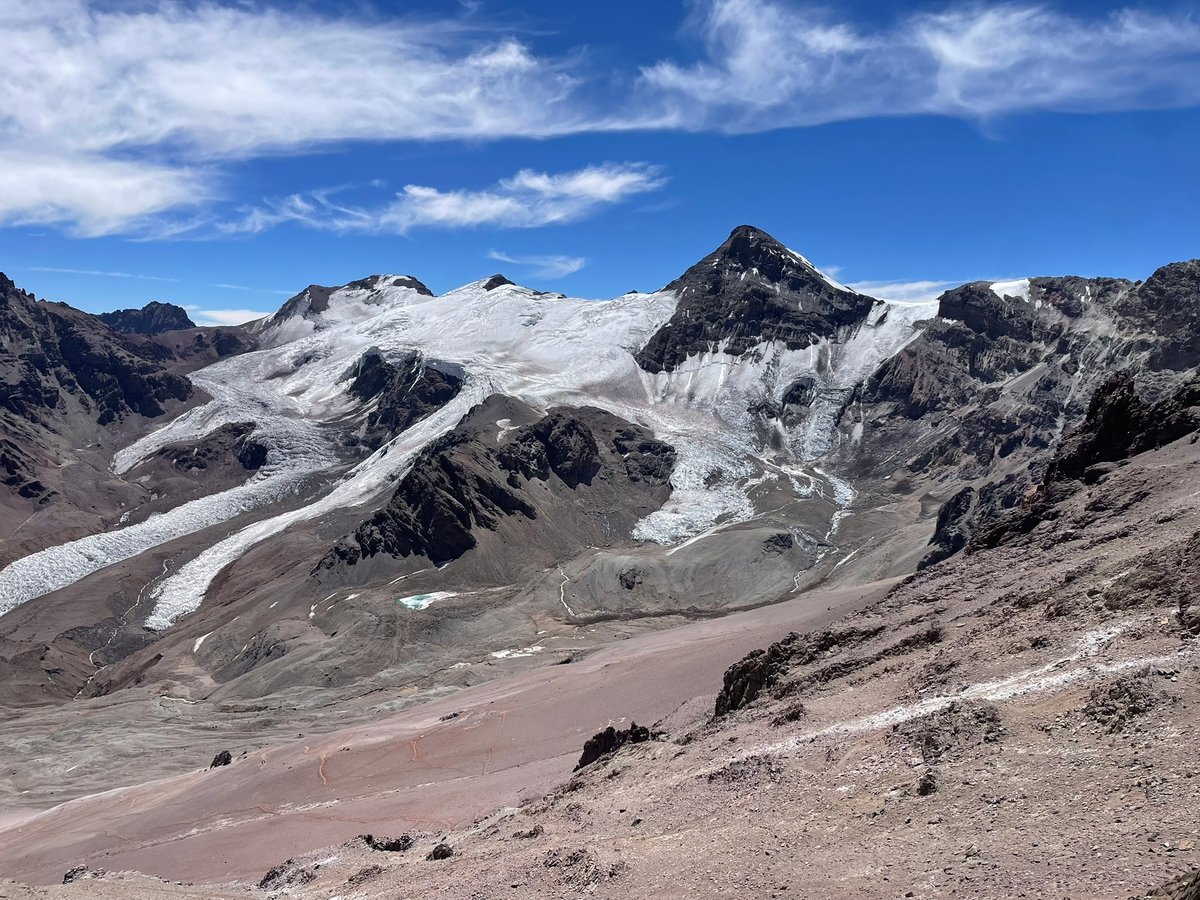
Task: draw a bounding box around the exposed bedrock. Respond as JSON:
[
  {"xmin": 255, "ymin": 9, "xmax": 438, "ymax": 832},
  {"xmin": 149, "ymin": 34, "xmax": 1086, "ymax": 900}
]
[
  {"xmin": 847, "ymin": 262, "xmax": 1200, "ymax": 569},
  {"xmin": 635, "ymin": 225, "xmax": 879, "ymax": 373},
  {"xmin": 972, "ymin": 370, "xmax": 1200, "ymax": 551},
  {"xmin": 0, "ymin": 273, "xmax": 192, "ymax": 430},
  {"xmin": 316, "ymin": 398, "xmax": 676, "ymax": 581},
  {"xmin": 345, "ymin": 349, "xmax": 464, "ymax": 450},
  {"xmin": 154, "ymin": 422, "xmax": 270, "ymax": 474},
  {"xmin": 97, "ymin": 301, "xmax": 194, "ymax": 336}
]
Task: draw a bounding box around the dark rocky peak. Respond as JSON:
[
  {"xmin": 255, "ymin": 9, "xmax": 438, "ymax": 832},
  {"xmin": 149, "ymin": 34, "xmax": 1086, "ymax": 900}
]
[
  {"xmin": 97, "ymin": 301, "xmax": 194, "ymax": 335},
  {"xmin": 666, "ymin": 225, "xmax": 857, "ymax": 299},
  {"xmin": 1131, "ymin": 259, "xmax": 1200, "ymax": 315},
  {"xmin": 636, "ymin": 225, "xmax": 879, "ymax": 373},
  {"xmin": 483, "ymin": 274, "xmax": 515, "ymax": 291},
  {"xmin": 0, "ymin": 270, "xmax": 192, "ymax": 509},
  {"xmin": 271, "ymin": 283, "xmax": 337, "ymax": 322}
]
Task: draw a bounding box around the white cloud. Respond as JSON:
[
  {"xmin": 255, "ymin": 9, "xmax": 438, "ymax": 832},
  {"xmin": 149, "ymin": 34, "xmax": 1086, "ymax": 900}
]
[
  {"xmin": 27, "ymin": 266, "xmax": 178, "ymax": 282},
  {"xmin": 0, "ymin": 2, "xmax": 579, "ymax": 157},
  {"xmin": 487, "ymin": 250, "xmax": 587, "ymax": 279},
  {"xmin": 639, "ymin": 0, "xmax": 1200, "ymax": 130},
  {"xmin": 0, "ymin": 151, "xmax": 208, "ymax": 237},
  {"xmin": 1, "ymin": 1, "xmax": 1199, "ymax": 235},
  {"xmin": 224, "ymin": 164, "xmax": 665, "ymax": 236},
  {"xmin": 190, "ymin": 308, "xmax": 269, "ymax": 326},
  {"xmin": 848, "ymin": 279, "xmax": 961, "ymax": 303}
]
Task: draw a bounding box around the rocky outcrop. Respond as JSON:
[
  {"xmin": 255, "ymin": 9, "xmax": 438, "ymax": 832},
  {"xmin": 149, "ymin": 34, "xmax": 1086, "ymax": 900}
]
[
  {"xmin": 0, "ymin": 273, "xmax": 194, "ymax": 505},
  {"xmin": 918, "ymin": 486, "xmax": 976, "ymax": 570},
  {"xmin": 0, "ymin": 273, "xmax": 192, "ymax": 427},
  {"xmin": 209, "ymin": 749, "xmax": 233, "ymax": 768},
  {"xmin": 714, "ymin": 632, "xmax": 802, "ymax": 717},
  {"xmin": 1144, "ymin": 869, "xmax": 1200, "ymax": 900},
  {"xmin": 347, "ymin": 350, "xmax": 463, "ymax": 449},
  {"xmin": 318, "ymin": 402, "xmax": 676, "ymax": 574},
  {"xmin": 636, "ymin": 225, "xmax": 879, "ymax": 373},
  {"xmin": 972, "ymin": 371, "xmax": 1200, "ymax": 550},
  {"xmin": 848, "ymin": 262, "xmax": 1200, "ymax": 573},
  {"xmin": 893, "ymin": 700, "xmax": 1003, "ymax": 763},
  {"xmin": 156, "ymin": 422, "xmax": 269, "ymax": 473},
  {"xmin": 1113, "ymin": 259, "xmax": 1200, "ymax": 371},
  {"xmin": 483, "ymin": 274, "xmax": 515, "ymax": 291},
  {"xmin": 1048, "ymin": 371, "xmax": 1200, "ymax": 482},
  {"xmin": 574, "ymin": 721, "xmax": 656, "ymax": 770},
  {"xmin": 362, "ymin": 834, "xmax": 413, "ymax": 852},
  {"xmin": 97, "ymin": 301, "xmax": 194, "ymax": 335}
]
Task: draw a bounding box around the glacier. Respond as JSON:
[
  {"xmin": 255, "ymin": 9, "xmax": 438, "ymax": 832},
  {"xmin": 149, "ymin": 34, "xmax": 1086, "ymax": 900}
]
[{"xmin": 0, "ymin": 276, "xmax": 936, "ymax": 628}]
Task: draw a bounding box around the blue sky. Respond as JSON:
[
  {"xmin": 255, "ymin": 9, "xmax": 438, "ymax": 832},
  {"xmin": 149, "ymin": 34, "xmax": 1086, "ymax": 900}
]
[{"xmin": 2, "ymin": 0, "xmax": 1199, "ymax": 323}]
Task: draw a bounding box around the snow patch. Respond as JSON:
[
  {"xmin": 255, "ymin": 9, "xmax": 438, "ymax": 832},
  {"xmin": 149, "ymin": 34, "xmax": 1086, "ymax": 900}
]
[
  {"xmin": 490, "ymin": 645, "xmax": 545, "ymax": 659},
  {"xmin": 990, "ymin": 278, "xmax": 1032, "ymax": 303}
]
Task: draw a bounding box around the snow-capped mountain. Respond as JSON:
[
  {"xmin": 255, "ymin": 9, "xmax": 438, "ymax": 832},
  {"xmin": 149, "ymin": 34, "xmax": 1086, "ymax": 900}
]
[{"xmin": 0, "ymin": 229, "xmax": 1197, "ymax": 714}]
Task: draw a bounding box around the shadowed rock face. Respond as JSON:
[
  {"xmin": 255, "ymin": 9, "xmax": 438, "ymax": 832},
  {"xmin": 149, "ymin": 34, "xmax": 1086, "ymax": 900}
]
[
  {"xmin": 0, "ymin": 274, "xmax": 192, "ymax": 427},
  {"xmin": 844, "ymin": 262, "xmax": 1200, "ymax": 571},
  {"xmin": 155, "ymin": 422, "xmax": 269, "ymax": 473},
  {"xmin": 970, "ymin": 371, "xmax": 1200, "ymax": 551},
  {"xmin": 0, "ymin": 273, "xmax": 193, "ymax": 503},
  {"xmin": 318, "ymin": 402, "xmax": 676, "ymax": 572},
  {"xmin": 97, "ymin": 302, "xmax": 194, "ymax": 335},
  {"xmin": 1113, "ymin": 260, "xmax": 1200, "ymax": 370},
  {"xmin": 636, "ymin": 225, "xmax": 879, "ymax": 373},
  {"xmin": 347, "ymin": 350, "xmax": 463, "ymax": 450}
]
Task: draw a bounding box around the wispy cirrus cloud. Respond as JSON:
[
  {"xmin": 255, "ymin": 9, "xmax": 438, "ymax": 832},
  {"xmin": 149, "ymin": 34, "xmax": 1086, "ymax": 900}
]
[
  {"xmin": 847, "ymin": 279, "xmax": 961, "ymax": 303},
  {"xmin": 1, "ymin": 1, "xmax": 1199, "ymax": 237},
  {"xmin": 639, "ymin": 1, "xmax": 1200, "ymax": 131},
  {"xmin": 26, "ymin": 265, "xmax": 179, "ymax": 282},
  {"xmin": 222, "ymin": 164, "xmax": 665, "ymax": 236},
  {"xmin": 211, "ymin": 283, "xmax": 293, "ymax": 296},
  {"xmin": 487, "ymin": 250, "xmax": 587, "ymax": 279}
]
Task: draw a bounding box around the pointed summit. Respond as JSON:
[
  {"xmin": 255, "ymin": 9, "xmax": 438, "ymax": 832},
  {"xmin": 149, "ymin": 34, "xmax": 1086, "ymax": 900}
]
[
  {"xmin": 666, "ymin": 225, "xmax": 853, "ymax": 296},
  {"xmin": 636, "ymin": 225, "xmax": 878, "ymax": 373}
]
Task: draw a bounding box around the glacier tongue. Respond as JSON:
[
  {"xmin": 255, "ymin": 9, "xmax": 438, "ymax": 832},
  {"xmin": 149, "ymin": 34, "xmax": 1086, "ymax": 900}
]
[{"xmin": 0, "ymin": 276, "xmax": 934, "ymax": 629}]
